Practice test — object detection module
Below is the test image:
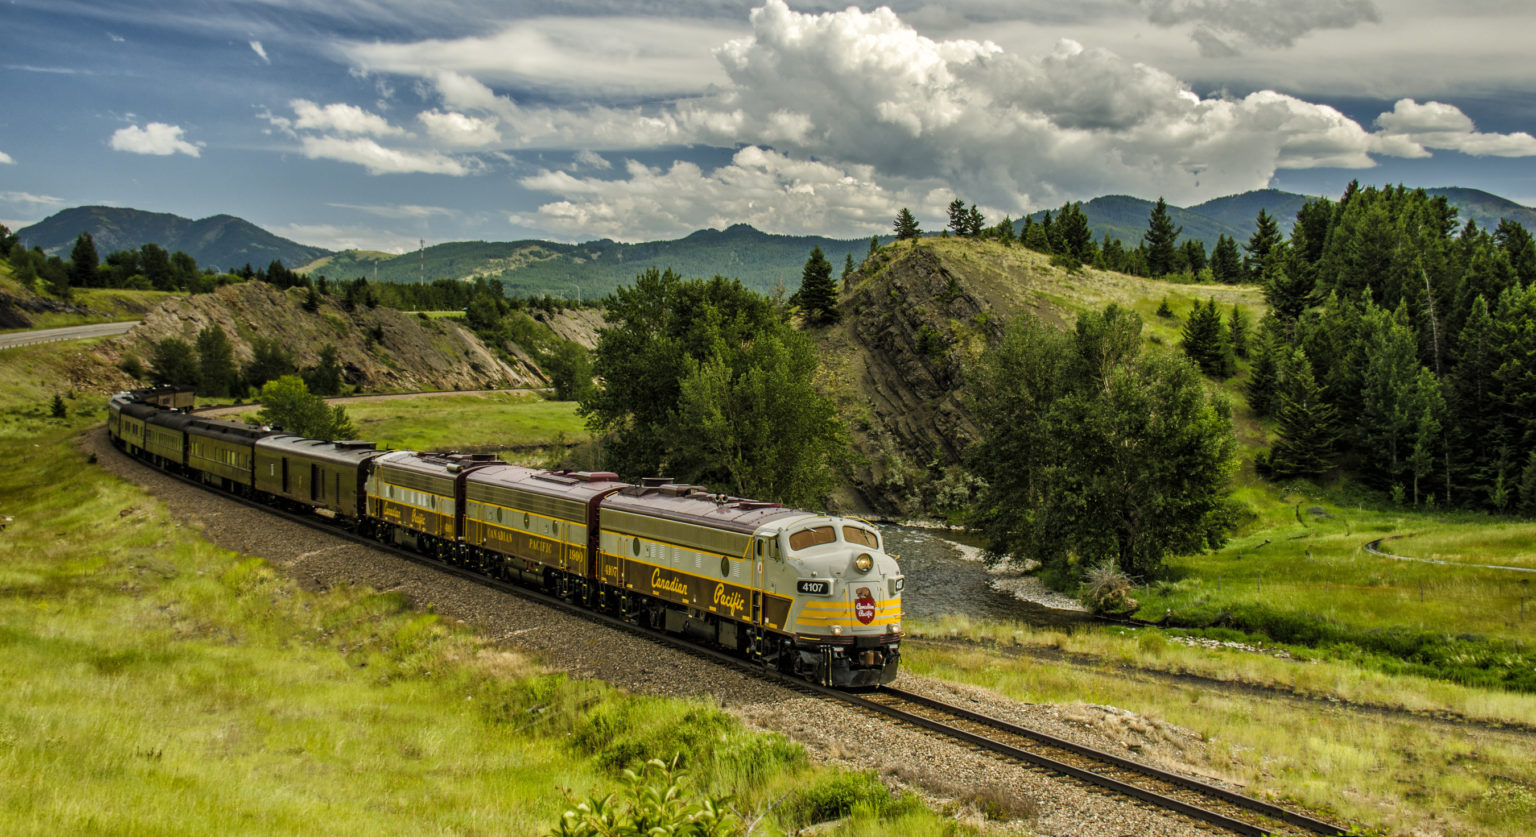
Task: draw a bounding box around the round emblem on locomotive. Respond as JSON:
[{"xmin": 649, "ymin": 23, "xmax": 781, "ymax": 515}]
[
  {"xmin": 720, "ymin": 555, "xmax": 730, "ymax": 578},
  {"xmin": 855, "ymin": 586, "xmax": 876, "ymax": 625}
]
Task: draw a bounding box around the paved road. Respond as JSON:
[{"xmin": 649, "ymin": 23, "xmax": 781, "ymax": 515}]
[{"xmin": 0, "ymin": 321, "xmax": 139, "ymax": 350}]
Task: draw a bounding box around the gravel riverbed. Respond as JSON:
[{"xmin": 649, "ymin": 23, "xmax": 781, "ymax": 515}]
[{"xmin": 87, "ymin": 428, "xmax": 1230, "ymax": 836}]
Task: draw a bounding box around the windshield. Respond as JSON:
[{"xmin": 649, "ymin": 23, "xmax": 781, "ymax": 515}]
[{"xmin": 787, "ymin": 526, "xmax": 836, "ymax": 551}]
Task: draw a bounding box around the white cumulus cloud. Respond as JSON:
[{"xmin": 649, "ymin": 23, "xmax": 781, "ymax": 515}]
[
  {"xmin": 1374, "ymin": 98, "xmax": 1536, "ymax": 158},
  {"xmin": 418, "ymin": 110, "xmax": 500, "ymax": 147},
  {"xmin": 291, "ymin": 99, "xmax": 402, "ymax": 137},
  {"xmin": 0, "ymin": 150, "xmax": 13, "ymax": 165},
  {"xmin": 512, "ymin": 145, "xmax": 905, "ymax": 242},
  {"xmin": 299, "ymin": 135, "xmax": 469, "ymax": 175},
  {"xmin": 110, "ymin": 122, "xmax": 203, "ymax": 157},
  {"xmin": 250, "ymin": 40, "xmax": 270, "ymax": 63}
]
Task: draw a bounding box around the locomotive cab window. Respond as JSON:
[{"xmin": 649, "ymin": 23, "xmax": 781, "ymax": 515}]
[
  {"xmin": 788, "ymin": 526, "xmax": 836, "ymax": 551},
  {"xmin": 842, "ymin": 526, "xmax": 879, "ymax": 550}
]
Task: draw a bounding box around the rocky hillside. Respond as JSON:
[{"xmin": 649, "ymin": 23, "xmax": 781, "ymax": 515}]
[
  {"xmin": 101, "ymin": 282, "xmax": 543, "ymax": 392},
  {"xmin": 819, "ymin": 238, "xmax": 1263, "ymax": 516}
]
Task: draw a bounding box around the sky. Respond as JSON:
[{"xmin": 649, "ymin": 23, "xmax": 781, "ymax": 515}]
[{"xmin": 2, "ymin": 0, "xmax": 1535, "ymax": 252}]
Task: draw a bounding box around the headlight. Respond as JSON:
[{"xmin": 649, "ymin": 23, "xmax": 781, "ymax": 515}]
[
  {"xmin": 854, "ymin": 553, "xmax": 874, "ymax": 573},
  {"xmin": 831, "ymin": 625, "xmax": 843, "ymax": 635}
]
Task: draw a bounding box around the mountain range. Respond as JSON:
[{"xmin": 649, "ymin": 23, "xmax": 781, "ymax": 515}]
[{"xmin": 17, "ymin": 187, "xmax": 1536, "ymax": 297}]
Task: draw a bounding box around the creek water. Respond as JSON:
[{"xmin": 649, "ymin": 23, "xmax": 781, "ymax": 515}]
[{"xmin": 880, "ymin": 525, "xmax": 1094, "ymax": 629}]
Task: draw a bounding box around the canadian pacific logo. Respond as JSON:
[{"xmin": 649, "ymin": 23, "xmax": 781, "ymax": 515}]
[
  {"xmin": 855, "ymin": 587, "xmax": 876, "ymax": 625},
  {"xmin": 713, "ymin": 584, "xmax": 746, "ymax": 617}
]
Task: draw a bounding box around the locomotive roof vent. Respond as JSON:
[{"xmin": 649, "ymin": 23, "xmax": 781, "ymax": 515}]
[
  {"xmin": 641, "ymin": 476, "xmax": 672, "ymax": 487},
  {"xmin": 655, "ymin": 483, "xmax": 698, "ymax": 497},
  {"xmin": 333, "ymin": 440, "xmax": 378, "ymax": 450},
  {"xmin": 551, "ymin": 470, "xmax": 620, "ymax": 482}
]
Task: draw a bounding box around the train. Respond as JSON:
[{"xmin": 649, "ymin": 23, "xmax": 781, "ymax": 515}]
[{"xmin": 107, "ymin": 385, "xmax": 903, "ymax": 687}]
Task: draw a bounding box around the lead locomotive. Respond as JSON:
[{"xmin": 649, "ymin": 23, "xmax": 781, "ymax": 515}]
[{"xmin": 108, "ymin": 386, "xmax": 902, "ymax": 687}]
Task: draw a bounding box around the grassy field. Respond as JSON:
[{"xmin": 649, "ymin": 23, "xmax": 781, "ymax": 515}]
[
  {"xmin": 0, "ymin": 385, "xmax": 972, "ymax": 834},
  {"xmin": 340, "ymin": 391, "xmax": 588, "ymax": 457}
]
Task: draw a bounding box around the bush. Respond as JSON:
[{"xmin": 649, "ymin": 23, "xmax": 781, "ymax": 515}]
[
  {"xmin": 780, "ymin": 771, "xmax": 920, "ymax": 827},
  {"xmin": 548, "ymin": 757, "xmax": 744, "ymax": 837},
  {"xmin": 1081, "ymin": 560, "xmax": 1137, "ymax": 615}
]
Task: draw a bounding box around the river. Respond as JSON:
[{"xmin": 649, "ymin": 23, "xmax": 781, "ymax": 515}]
[{"xmin": 880, "ymin": 525, "xmax": 1094, "ymax": 629}]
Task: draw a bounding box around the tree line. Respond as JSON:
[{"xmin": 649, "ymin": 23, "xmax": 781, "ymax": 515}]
[
  {"xmin": 888, "ymin": 197, "xmax": 1268, "ymax": 282},
  {"xmin": 1239, "ymin": 183, "xmax": 1536, "ymax": 513}
]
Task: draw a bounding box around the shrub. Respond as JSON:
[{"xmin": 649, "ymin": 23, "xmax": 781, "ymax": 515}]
[{"xmin": 1081, "ymin": 560, "xmax": 1137, "ymax": 615}]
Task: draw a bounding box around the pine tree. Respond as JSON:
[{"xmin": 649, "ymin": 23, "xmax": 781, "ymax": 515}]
[
  {"xmin": 1262, "ymin": 244, "xmax": 1314, "ymax": 322},
  {"xmin": 1181, "ymin": 239, "xmax": 1208, "ymax": 275},
  {"xmin": 69, "ymin": 232, "xmax": 99, "ymax": 289},
  {"xmin": 1447, "ymin": 295, "xmax": 1501, "ymax": 500},
  {"xmin": 1518, "ymin": 451, "xmax": 1536, "ymax": 517},
  {"xmin": 1407, "ymin": 367, "xmax": 1447, "ymax": 506},
  {"xmin": 1494, "ymin": 218, "xmax": 1536, "ymax": 286},
  {"xmin": 151, "ymin": 338, "xmax": 200, "ymax": 387},
  {"xmin": 893, "ymin": 208, "xmax": 921, "ymax": 241},
  {"xmin": 50, "ymin": 394, "xmax": 67, "ymax": 419},
  {"xmin": 1246, "ymin": 333, "xmax": 1281, "ymax": 417},
  {"xmin": 1228, "ymin": 304, "xmax": 1250, "ymax": 358},
  {"xmin": 195, "ymin": 324, "xmax": 237, "ymax": 398},
  {"xmin": 1270, "ymin": 349, "xmax": 1338, "ymax": 479},
  {"xmin": 1181, "ymin": 298, "xmax": 1234, "ymax": 378},
  {"xmin": 1023, "ymin": 215, "xmax": 1052, "ymax": 252},
  {"xmin": 1210, "ymin": 234, "xmax": 1242, "ymax": 283},
  {"xmin": 1056, "ymin": 202, "xmax": 1094, "ymax": 262},
  {"xmin": 1142, "ymin": 198, "xmax": 1181, "ymax": 277},
  {"xmin": 866, "ymin": 235, "xmax": 880, "ymax": 261},
  {"xmin": 966, "ymin": 204, "xmax": 985, "ymax": 237},
  {"xmin": 797, "ymin": 246, "xmax": 840, "ymax": 325},
  {"xmin": 1358, "ymin": 302, "xmax": 1423, "ymax": 485},
  {"xmin": 947, "ymin": 199, "xmax": 969, "ymax": 237},
  {"xmin": 993, "ymin": 215, "xmax": 1015, "ymax": 243},
  {"xmin": 841, "ymin": 252, "xmax": 856, "ymax": 286},
  {"xmin": 1243, "ymin": 208, "xmax": 1282, "ymax": 280},
  {"xmin": 304, "ymin": 344, "xmax": 344, "ymax": 396}
]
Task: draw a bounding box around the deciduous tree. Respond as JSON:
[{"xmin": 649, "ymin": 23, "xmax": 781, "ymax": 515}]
[
  {"xmin": 255, "ymin": 375, "xmax": 355, "ymax": 440},
  {"xmin": 967, "ymin": 305, "xmax": 1239, "ymax": 580}
]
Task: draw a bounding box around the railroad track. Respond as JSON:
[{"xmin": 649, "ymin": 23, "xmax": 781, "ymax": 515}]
[
  {"xmin": 828, "ymin": 686, "xmax": 1346, "ymax": 836},
  {"xmin": 106, "ymin": 440, "xmax": 1350, "ymax": 836}
]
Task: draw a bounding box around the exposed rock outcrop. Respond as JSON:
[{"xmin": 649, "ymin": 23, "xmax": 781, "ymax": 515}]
[{"xmin": 101, "ymin": 282, "xmax": 541, "ymax": 392}]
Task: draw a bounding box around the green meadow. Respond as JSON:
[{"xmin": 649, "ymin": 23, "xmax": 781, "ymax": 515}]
[{"xmin": 341, "ymin": 391, "xmax": 588, "ymax": 458}]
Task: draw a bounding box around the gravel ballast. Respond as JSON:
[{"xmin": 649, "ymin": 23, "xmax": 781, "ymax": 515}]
[{"xmin": 87, "ymin": 427, "xmax": 1229, "ymax": 836}]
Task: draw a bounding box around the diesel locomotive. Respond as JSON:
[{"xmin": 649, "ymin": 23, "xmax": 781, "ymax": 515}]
[{"xmin": 107, "ymin": 386, "xmax": 903, "ymax": 687}]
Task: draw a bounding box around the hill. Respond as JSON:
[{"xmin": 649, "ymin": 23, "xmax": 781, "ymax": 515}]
[
  {"xmin": 818, "ymin": 237, "xmax": 1265, "ymax": 515},
  {"xmin": 17, "ymin": 207, "xmax": 330, "ymax": 272},
  {"xmin": 303, "ymin": 224, "xmax": 873, "ymax": 299},
  {"xmin": 1426, "ymin": 187, "xmax": 1536, "ymax": 232},
  {"xmin": 97, "ymin": 282, "xmax": 543, "ymax": 393}
]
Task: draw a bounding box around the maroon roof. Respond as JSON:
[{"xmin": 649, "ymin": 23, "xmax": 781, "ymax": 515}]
[{"xmin": 600, "ymin": 483, "xmax": 807, "ymax": 534}]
